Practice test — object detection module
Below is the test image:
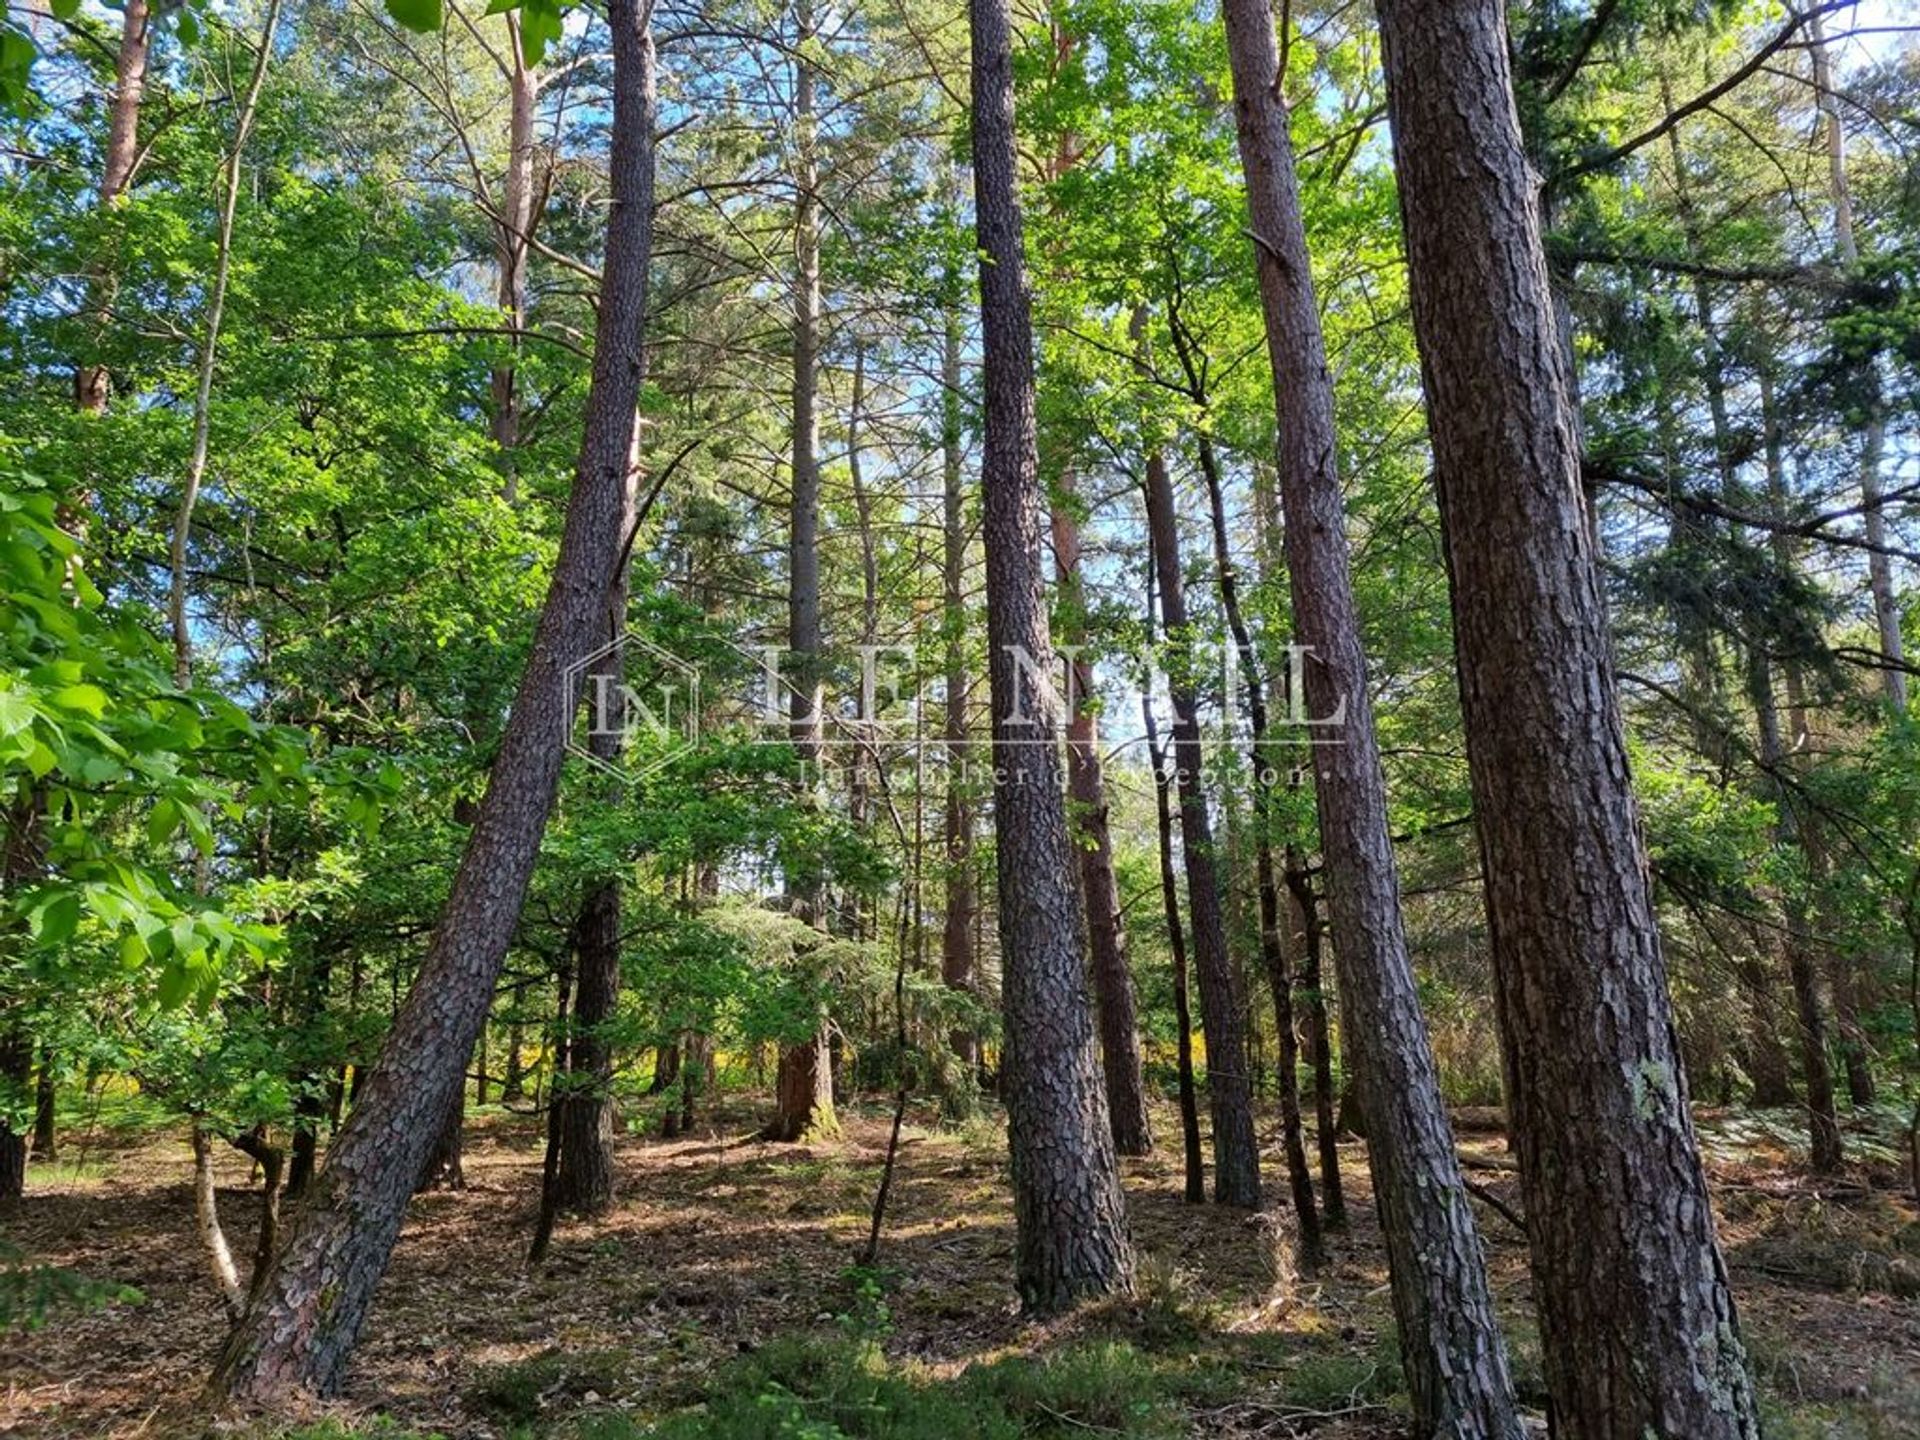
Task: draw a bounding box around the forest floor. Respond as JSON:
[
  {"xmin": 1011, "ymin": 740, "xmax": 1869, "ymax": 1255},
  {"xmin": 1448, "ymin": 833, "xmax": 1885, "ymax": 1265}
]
[{"xmin": 4, "ymin": 1100, "xmax": 1918, "ymax": 1439}]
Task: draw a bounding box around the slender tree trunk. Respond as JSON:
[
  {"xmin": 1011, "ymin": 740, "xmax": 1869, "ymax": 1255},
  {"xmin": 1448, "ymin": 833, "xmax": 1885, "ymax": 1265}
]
[
  {"xmin": 1139, "ymin": 422, "xmax": 1261, "ymax": 1209},
  {"xmin": 1144, "ymin": 580, "xmax": 1206, "ymax": 1205},
  {"xmin": 73, "ymin": 0, "xmax": 150, "ymax": 414},
  {"xmin": 1665, "ymin": 108, "xmax": 1825, "ymax": 1131},
  {"xmin": 1188, "ymin": 418, "xmax": 1318, "ymax": 1260},
  {"xmin": 529, "ymin": 955, "xmax": 574, "ymax": 1263},
  {"xmin": 1, "ymin": 791, "xmax": 44, "ymax": 1203},
  {"xmin": 556, "ymin": 889, "xmax": 619, "ymax": 1210},
  {"xmin": 503, "ymin": 993, "xmax": 527, "ymax": 1102},
  {"xmin": 968, "ymin": 0, "xmax": 1134, "ymax": 1310},
  {"xmin": 1746, "ymin": 658, "xmax": 1842, "ymax": 1172},
  {"xmin": 939, "ymin": 269, "xmax": 979, "ymax": 1079},
  {"xmin": 491, "ymin": 21, "xmax": 539, "ymax": 502},
  {"xmin": 210, "ymin": 2, "xmax": 655, "ymax": 1398},
  {"xmin": 169, "ymin": 0, "xmax": 280, "ymax": 688},
  {"xmin": 1219, "ymin": 3, "xmax": 1519, "ymax": 1422},
  {"xmin": 555, "ymin": 421, "xmax": 640, "ymax": 1215},
  {"xmin": 1811, "ymin": 13, "xmax": 1905, "ymax": 714},
  {"xmin": 0, "ymin": 1034, "xmax": 28, "ymax": 1203},
  {"xmin": 766, "ymin": 0, "xmax": 838, "ymax": 1144},
  {"xmin": 1762, "ymin": 373, "xmax": 1875, "ymax": 1106},
  {"xmin": 230, "ymin": 1128, "xmax": 285, "ymax": 1305},
  {"xmin": 32, "ymin": 1056, "xmax": 55, "ymax": 1162},
  {"xmin": 1375, "ymin": 0, "xmax": 1760, "ymax": 1431},
  {"xmin": 1050, "ymin": 477, "xmax": 1152, "ymax": 1157},
  {"xmin": 1283, "ymin": 859, "xmax": 1344, "ymax": 1228},
  {"xmin": 287, "ymin": 952, "xmax": 331, "ymax": 1200},
  {"xmin": 194, "ymin": 1125, "xmax": 247, "ymax": 1323}
]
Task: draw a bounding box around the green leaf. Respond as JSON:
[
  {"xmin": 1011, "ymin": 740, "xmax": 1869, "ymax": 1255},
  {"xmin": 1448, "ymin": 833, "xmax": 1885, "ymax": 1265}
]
[
  {"xmin": 50, "ymin": 684, "xmax": 107, "ymax": 718},
  {"xmin": 147, "ymin": 798, "xmax": 180, "ymax": 848},
  {"xmin": 518, "ymin": 0, "xmax": 562, "ymax": 64},
  {"xmin": 156, "ymin": 963, "xmax": 193, "ymax": 1009},
  {"xmin": 175, "ymin": 7, "xmax": 200, "ymax": 46},
  {"xmin": 384, "ymin": 0, "xmax": 443, "ymax": 33},
  {"xmin": 33, "ymin": 891, "xmax": 80, "ymax": 948}
]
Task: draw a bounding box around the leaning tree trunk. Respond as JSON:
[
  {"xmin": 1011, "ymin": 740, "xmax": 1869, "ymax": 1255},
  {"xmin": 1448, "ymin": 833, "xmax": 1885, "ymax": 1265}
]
[
  {"xmin": 1140, "ymin": 429, "xmax": 1262, "ymax": 1210},
  {"xmin": 210, "ymin": 1, "xmax": 656, "ymax": 1399},
  {"xmin": 1219, "ymin": 1, "xmax": 1519, "ymax": 1424},
  {"xmin": 968, "ymin": 0, "xmax": 1134, "ymax": 1311},
  {"xmin": 1374, "ymin": 0, "xmax": 1760, "ymax": 1432}
]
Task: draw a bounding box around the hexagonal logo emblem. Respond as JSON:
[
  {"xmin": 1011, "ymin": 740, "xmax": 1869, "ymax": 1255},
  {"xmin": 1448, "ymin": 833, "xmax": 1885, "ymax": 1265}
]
[{"xmin": 561, "ymin": 629, "xmax": 701, "ymax": 781}]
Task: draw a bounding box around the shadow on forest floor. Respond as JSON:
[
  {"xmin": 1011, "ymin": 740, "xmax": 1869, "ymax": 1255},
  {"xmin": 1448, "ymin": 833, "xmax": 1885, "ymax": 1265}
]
[{"xmin": 3, "ymin": 1101, "xmax": 1916, "ymax": 1438}]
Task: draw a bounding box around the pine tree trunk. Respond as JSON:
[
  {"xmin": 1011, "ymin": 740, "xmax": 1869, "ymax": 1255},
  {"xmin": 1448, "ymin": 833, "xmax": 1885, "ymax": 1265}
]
[
  {"xmin": 1140, "ymin": 436, "xmax": 1262, "ymax": 1210},
  {"xmin": 1374, "ymin": 0, "xmax": 1760, "ymax": 1430},
  {"xmin": 764, "ymin": 1025, "xmax": 835, "ymax": 1143},
  {"xmin": 1219, "ymin": 1, "xmax": 1519, "ymax": 1422},
  {"xmin": 968, "ymin": 0, "xmax": 1134, "ymax": 1310},
  {"xmin": 555, "ymin": 879, "xmax": 619, "ymax": 1212},
  {"xmin": 210, "ymin": 3, "xmax": 655, "ymax": 1398}
]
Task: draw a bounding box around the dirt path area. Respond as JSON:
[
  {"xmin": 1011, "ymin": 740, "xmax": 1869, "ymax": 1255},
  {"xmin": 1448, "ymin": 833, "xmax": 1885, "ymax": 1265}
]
[{"xmin": 3, "ymin": 1105, "xmax": 1916, "ymax": 1438}]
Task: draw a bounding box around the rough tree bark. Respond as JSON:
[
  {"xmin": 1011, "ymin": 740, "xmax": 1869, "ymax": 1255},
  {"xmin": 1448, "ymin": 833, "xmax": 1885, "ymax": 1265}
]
[
  {"xmin": 1374, "ymin": 0, "xmax": 1761, "ymax": 1431},
  {"xmin": 209, "ymin": 0, "xmax": 655, "ymax": 1398},
  {"xmin": 968, "ymin": 0, "xmax": 1134, "ymax": 1310},
  {"xmin": 1219, "ymin": 1, "xmax": 1520, "ymax": 1423}
]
